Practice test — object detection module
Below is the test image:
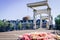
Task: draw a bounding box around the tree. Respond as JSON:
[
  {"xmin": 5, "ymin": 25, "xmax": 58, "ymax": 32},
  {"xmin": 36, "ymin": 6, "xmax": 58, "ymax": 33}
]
[
  {"xmin": 18, "ymin": 22, "xmax": 22, "ymax": 30},
  {"xmin": 0, "ymin": 20, "xmax": 4, "ymax": 27},
  {"xmin": 4, "ymin": 21, "xmax": 9, "ymax": 27},
  {"xmin": 9, "ymin": 22, "xmax": 14, "ymax": 31},
  {"xmin": 26, "ymin": 22, "xmax": 30, "ymax": 29},
  {"xmin": 0, "ymin": 20, "xmax": 9, "ymax": 32},
  {"xmin": 55, "ymin": 14, "xmax": 60, "ymax": 30},
  {"xmin": 0, "ymin": 20, "xmax": 4, "ymax": 32},
  {"xmin": 3, "ymin": 21, "xmax": 9, "ymax": 31},
  {"xmin": 23, "ymin": 16, "xmax": 30, "ymax": 20},
  {"xmin": 22, "ymin": 16, "xmax": 31, "ymax": 29}
]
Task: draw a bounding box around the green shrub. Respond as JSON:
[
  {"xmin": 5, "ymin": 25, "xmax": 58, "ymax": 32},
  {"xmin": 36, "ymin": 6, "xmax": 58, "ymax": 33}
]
[{"xmin": 55, "ymin": 15, "xmax": 60, "ymax": 30}]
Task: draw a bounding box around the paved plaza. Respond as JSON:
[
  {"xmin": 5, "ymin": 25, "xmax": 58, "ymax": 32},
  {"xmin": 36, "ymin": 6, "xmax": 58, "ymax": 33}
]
[{"xmin": 0, "ymin": 28, "xmax": 57, "ymax": 40}]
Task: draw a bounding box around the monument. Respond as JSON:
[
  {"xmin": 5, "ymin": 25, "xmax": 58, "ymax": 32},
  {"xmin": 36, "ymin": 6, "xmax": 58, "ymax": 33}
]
[{"xmin": 27, "ymin": 0, "xmax": 53, "ymax": 29}]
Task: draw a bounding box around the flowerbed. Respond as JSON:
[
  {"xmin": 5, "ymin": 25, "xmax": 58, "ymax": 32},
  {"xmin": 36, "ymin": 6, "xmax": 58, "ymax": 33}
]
[{"xmin": 18, "ymin": 32, "xmax": 60, "ymax": 40}]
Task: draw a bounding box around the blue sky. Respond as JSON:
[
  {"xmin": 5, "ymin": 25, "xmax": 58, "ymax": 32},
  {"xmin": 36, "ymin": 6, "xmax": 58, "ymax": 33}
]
[{"xmin": 0, "ymin": 0, "xmax": 60, "ymax": 24}]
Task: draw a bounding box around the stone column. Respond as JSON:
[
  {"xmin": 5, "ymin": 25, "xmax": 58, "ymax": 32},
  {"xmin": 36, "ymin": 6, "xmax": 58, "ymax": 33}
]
[
  {"xmin": 49, "ymin": 9, "xmax": 52, "ymax": 29},
  {"xmin": 33, "ymin": 9, "xmax": 36, "ymax": 29},
  {"xmin": 40, "ymin": 14, "xmax": 42, "ymax": 28},
  {"xmin": 45, "ymin": 0, "xmax": 48, "ymax": 2},
  {"xmin": 47, "ymin": 7, "xmax": 51, "ymax": 29}
]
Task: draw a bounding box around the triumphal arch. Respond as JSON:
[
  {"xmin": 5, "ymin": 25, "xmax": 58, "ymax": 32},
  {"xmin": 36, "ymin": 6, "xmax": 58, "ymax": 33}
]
[{"xmin": 27, "ymin": 0, "xmax": 52, "ymax": 29}]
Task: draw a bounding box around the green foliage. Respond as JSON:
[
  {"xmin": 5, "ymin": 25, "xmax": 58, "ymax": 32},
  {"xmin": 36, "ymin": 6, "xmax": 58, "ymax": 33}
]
[
  {"xmin": 27, "ymin": 23, "xmax": 30, "ymax": 27},
  {"xmin": 0, "ymin": 20, "xmax": 10, "ymax": 31},
  {"xmin": 55, "ymin": 14, "xmax": 60, "ymax": 30},
  {"xmin": 9, "ymin": 23, "xmax": 14, "ymax": 30},
  {"xmin": 9, "ymin": 23, "xmax": 14, "ymax": 28},
  {"xmin": 0, "ymin": 20, "xmax": 10, "ymax": 27},
  {"xmin": 57, "ymin": 15, "xmax": 60, "ymax": 18},
  {"xmin": 4, "ymin": 21, "xmax": 9, "ymax": 27},
  {"xmin": 26, "ymin": 23, "xmax": 30, "ymax": 29},
  {"xmin": 55, "ymin": 15, "xmax": 60, "ymax": 25},
  {"xmin": 18, "ymin": 22, "xmax": 22, "ymax": 29},
  {"xmin": 0, "ymin": 20, "xmax": 4, "ymax": 27}
]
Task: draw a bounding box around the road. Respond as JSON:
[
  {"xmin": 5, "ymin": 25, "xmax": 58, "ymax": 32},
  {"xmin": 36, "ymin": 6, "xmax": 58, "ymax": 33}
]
[{"xmin": 0, "ymin": 28, "xmax": 57, "ymax": 40}]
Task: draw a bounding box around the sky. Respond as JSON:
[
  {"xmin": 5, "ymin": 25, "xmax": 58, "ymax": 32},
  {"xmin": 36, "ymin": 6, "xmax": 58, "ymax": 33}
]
[{"xmin": 0, "ymin": 0, "xmax": 60, "ymax": 24}]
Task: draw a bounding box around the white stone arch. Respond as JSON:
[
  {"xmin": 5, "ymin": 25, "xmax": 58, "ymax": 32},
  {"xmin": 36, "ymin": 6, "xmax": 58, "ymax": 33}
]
[{"xmin": 27, "ymin": 0, "xmax": 53, "ymax": 29}]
